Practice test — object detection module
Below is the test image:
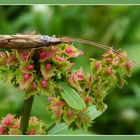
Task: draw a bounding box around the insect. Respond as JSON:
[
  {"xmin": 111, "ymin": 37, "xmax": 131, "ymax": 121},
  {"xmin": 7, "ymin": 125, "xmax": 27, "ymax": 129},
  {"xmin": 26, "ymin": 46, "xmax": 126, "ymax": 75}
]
[{"xmin": 0, "ymin": 34, "xmax": 139, "ymax": 68}]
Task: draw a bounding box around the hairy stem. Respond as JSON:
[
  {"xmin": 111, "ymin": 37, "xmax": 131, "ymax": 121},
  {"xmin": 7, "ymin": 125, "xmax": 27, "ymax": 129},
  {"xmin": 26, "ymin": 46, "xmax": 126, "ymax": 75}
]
[{"xmin": 20, "ymin": 95, "xmax": 34, "ymax": 134}]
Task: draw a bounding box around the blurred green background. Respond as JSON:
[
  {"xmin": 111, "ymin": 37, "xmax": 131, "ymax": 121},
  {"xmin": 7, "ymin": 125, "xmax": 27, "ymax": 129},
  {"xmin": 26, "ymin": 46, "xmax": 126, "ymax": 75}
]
[{"xmin": 0, "ymin": 5, "xmax": 140, "ymax": 135}]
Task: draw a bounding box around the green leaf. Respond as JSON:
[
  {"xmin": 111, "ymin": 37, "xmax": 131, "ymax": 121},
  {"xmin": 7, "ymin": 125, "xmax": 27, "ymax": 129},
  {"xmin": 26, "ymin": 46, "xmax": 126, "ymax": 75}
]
[
  {"xmin": 59, "ymin": 82, "xmax": 86, "ymax": 111},
  {"xmin": 87, "ymin": 105, "xmax": 107, "ymax": 120},
  {"xmin": 48, "ymin": 123, "xmax": 68, "ymax": 135}
]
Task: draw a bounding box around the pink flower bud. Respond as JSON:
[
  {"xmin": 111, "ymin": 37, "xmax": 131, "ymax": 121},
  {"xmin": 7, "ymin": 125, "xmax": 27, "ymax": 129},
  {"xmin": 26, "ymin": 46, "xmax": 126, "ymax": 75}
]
[
  {"xmin": 69, "ymin": 75, "xmax": 76, "ymax": 83},
  {"xmin": 27, "ymin": 64, "xmax": 34, "ymax": 70},
  {"xmin": 4, "ymin": 114, "xmax": 12, "ymax": 126},
  {"xmin": 39, "ymin": 51, "xmax": 47, "ymax": 59},
  {"xmin": 12, "ymin": 124, "xmax": 19, "ymax": 129},
  {"xmin": 0, "ymin": 127, "xmax": 5, "ymax": 134},
  {"xmin": 46, "ymin": 63, "xmax": 51, "ymax": 71},
  {"xmin": 32, "ymin": 83, "xmax": 37, "ymax": 91},
  {"xmin": 41, "ymin": 80, "xmax": 47, "ymax": 88},
  {"xmin": 55, "ymin": 100, "xmax": 63, "ymax": 107},
  {"xmin": 23, "ymin": 74, "xmax": 31, "ymax": 82},
  {"xmin": 112, "ymin": 57, "xmax": 119, "ymax": 65},
  {"xmin": 56, "ymin": 56, "xmax": 64, "ymax": 62},
  {"xmin": 67, "ymin": 108, "xmax": 73, "ymax": 117},
  {"xmin": 106, "ymin": 67, "xmax": 112, "ymax": 75},
  {"xmin": 125, "ymin": 62, "xmax": 132, "ymax": 71},
  {"xmin": 66, "ymin": 47, "xmax": 73, "ymax": 54},
  {"xmin": 84, "ymin": 96, "xmax": 90, "ymax": 104},
  {"xmin": 21, "ymin": 52, "xmax": 28, "ymax": 60},
  {"xmin": 48, "ymin": 96, "xmax": 53, "ymax": 102},
  {"xmin": 28, "ymin": 129, "xmax": 36, "ymax": 135},
  {"xmin": 95, "ymin": 62, "xmax": 100, "ymax": 69},
  {"xmin": 77, "ymin": 70, "xmax": 84, "ymax": 80},
  {"xmin": 55, "ymin": 109, "xmax": 62, "ymax": 117},
  {"xmin": 84, "ymin": 116, "xmax": 89, "ymax": 123}
]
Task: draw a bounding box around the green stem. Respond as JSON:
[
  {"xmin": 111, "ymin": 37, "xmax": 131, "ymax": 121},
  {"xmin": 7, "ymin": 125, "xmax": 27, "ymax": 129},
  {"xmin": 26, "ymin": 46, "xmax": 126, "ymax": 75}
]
[{"xmin": 20, "ymin": 95, "xmax": 34, "ymax": 135}]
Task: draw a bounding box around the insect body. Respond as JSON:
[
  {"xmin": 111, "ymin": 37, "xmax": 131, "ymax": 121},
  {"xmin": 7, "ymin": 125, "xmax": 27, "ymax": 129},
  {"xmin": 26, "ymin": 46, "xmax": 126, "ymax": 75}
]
[{"xmin": 0, "ymin": 35, "xmax": 72, "ymax": 49}]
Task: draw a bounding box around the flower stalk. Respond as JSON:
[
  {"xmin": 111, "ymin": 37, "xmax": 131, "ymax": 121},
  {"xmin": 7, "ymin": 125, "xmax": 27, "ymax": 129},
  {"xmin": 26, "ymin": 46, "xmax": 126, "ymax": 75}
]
[{"xmin": 20, "ymin": 95, "xmax": 34, "ymax": 134}]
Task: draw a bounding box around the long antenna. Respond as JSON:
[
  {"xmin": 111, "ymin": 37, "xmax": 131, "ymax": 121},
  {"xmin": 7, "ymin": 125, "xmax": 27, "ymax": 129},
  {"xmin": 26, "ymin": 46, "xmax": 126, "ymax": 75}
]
[
  {"xmin": 69, "ymin": 37, "xmax": 140, "ymax": 68},
  {"xmin": 71, "ymin": 38, "xmax": 111, "ymax": 51}
]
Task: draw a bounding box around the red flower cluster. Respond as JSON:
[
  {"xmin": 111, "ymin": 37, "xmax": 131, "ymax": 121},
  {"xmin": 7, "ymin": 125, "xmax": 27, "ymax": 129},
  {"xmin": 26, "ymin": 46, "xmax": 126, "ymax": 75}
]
[
  {"xmin": 0, "ymin": 42, "xmax": 133, "ymax": 130},
  {"xmin": 0, "ymin": 114, "xmax": 46, "ymax": 135}
]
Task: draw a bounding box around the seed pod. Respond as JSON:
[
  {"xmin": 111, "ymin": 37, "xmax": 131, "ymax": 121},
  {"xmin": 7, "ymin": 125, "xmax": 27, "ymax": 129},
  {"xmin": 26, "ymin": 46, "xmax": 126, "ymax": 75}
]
[
  {"xmin": 95, "ymin": 62, "xmax": 100, "ymax": 69},
  {"xmin": 0, "ymin": 127, "xmax": 5, "ymax": 134},
  {"xmin": 39, "ymin": 51, "xmax": 47, "ymax": 59},
  {"xmin": 23, "ymin": 74, "xmax": 31, "ymax": 82},
  {"xmin": 84, "ymin": 96, "xmax": 91, "ymax": 104},
  {"xmin": 12, "ymin": 125, "xmax": 19, "ymax": 129},
  {"xmin": 31, "ymin": 83, "xmax": 37, "ymax": 91},
  {"xmin": 69, "ymin": 75, "xmax": 76, "ymax": 83},
  {"xmin": 41, "ymin": 79, "xmax": 47, "ymax": 88},
  {"xmin": 67, "ymin": 108, "xmax": 73, "ymax": 117},
  {"xmin": 77, "ymin": 69, "xmax": 84, "ymax": 80},
  {"xmin": 106, "ymin": 67, "xmax": 112, "ymax": 75},
  {"xmin": 55, "ymin": 109, "xmax": 62, "ymax": 117},
  {"xmin": 84, "ymin": 115, "xmax": 89, "ymax": 123},
  {"xmin": 66, "ymin": 47, "xmax": 73, "ymax": 54},
  {"xmin": 125, "ymin": 62, "xmax": 132, "ymax": 72},
  {"xmin": 27, "ymin": 64, "xmax": 34, "ymax": 70},
  {"xmin": 55, "ymin": 100, "xmax": 63, "ymax": 107},
  {"xmin": 46, "ymin": 63, "xmax": 51, "ymax": 71},
  {"xmin": 4, "ymin": 114, "xmax": 13, "ymax": 126},
  {"xmin": 28, "ymin": 129, "xmax": 36, "ymax": 135},
  {"xmin": 56, "ymin": 56, "xmax": 64, "ymax": 62},
  {"xmin": 21, "ymin": 51, "xmax": 29, "ymax": 60}
]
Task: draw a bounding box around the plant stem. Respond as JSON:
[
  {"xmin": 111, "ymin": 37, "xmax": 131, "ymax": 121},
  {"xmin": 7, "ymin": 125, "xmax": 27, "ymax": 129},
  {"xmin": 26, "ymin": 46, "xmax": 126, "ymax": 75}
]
[
  {"xmin": 20, "ymin": 95, "xmax": 34, "ymax": 135},
  {"xmin": 20, "ymin": 51, "xmax": 39, "ymax": 135}
]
